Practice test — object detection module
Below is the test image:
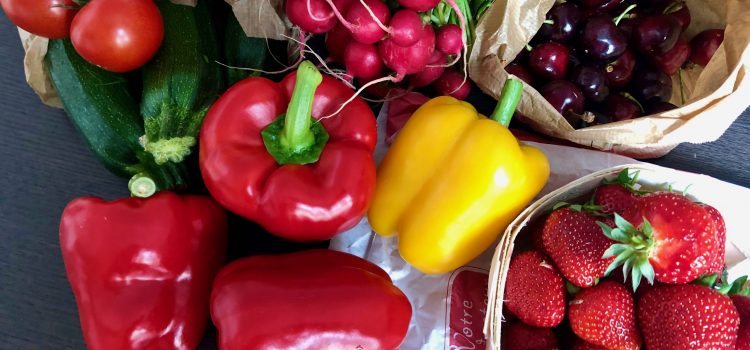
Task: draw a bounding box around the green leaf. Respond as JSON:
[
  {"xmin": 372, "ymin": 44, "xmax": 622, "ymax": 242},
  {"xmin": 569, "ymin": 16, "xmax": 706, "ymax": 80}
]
[
  {"xmin": 614, "ymin": 213, "xmax": 637, "ymax": 233},
  {"xmin": 641, "ymin": 261, "xmax": 655, "ymax": 286},
  {"xmin": 695, "ymin": 273, "xmax": 720, "ymax": 288},
  {"xmin": 570, "ymin": 204, "xmax": 583, "ymax": 212},
  {"xmin": 623, "ymin": 258, "xmax": 634, "ymax": 283},
  {"xmin": 605, "ymin": 251, "xmax": 633, "ymax": 276},
  {"xmin": 641, "ymin": 217, "xmax": 654, "ymax": 238},
  {"xmin": 598, "ymin": 221, "xmax": 616, "ymax": 240},
  {"xmin": 609, "ymin": 228, "xmax": 630, "ymax": 243},
  {"xmin": 602, "ymin": 244, "xmax": 629, "ymax": 259},
  {"xmin": 631, "ymin": 266, "xmax": 642, "ymax": 291},
  {"xmin": 566, "ymin": 281, "xmax": 581, "ymax": 295},
  {"xmin": 552, "ymin": 202, "xmax": 570, "ymax": 211}
]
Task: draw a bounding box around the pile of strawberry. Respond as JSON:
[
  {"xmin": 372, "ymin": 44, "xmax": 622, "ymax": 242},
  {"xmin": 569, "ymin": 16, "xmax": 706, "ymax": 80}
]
[{"xmin": 502, "ymin": 169, "xmax": 750, "ymax": 350}]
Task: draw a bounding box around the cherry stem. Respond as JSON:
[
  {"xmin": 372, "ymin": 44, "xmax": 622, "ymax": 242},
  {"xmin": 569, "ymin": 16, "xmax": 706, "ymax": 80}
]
[
  {"xmin": 678, "ymin": 68, "xmax": 686, "ymax": 105},
  {"xmin": 543, "ymin": 19, "xmax": 554, "ymax": 25},
  {"xmin": 622, "ymin": 92, "xmax": 645, "ymax": 113},
  {"xmin": 613, "ymin": 4, "xmax": 637, "ymax": 26},
  {"xmin": 663, "ymin": 1, "xmax": 685, "ymax": 15},
  {"xmin": 490, "ymin": 79, "xmax": 523, "ymax": 127}
]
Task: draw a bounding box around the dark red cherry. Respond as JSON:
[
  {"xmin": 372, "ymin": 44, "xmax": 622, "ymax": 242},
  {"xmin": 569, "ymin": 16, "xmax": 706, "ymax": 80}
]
[
  {"xmin": 650, "ymin": 36, "xmax": 690, "ymax": 75},
  {"xmin": 646, "ymin": 101, "xmax": 678, "ymax": 114},
  {"xmin": 505, "ymin": 63, "xmax": 534, "ymax": 85},
  {"xmin": 570, "ymin": 65, "xmax": 610, "ymax": 103},
  {"xmin": 604, "ymin": 49, "xmax": 636, "ymax": 87},
  {"xmin": 539, "ymin": 80, "xmax": 586, "ymax": 124},
  {"xmin": 581, "ymin": 0, "xmax": 625, "ymax": 15},
  {"xmin": 634, "ymin": 15, "xmax": 682, "ymax": 54},
  {"xmin": 689, "ymin": 29, "xmax": 724, "ymax": 66},
  {"xmin": 538, "ymin": 3, "xmax": 583, "ymax": 43},
  {"xmin": 580, "ymin": 15, "xmax": 628, "ymax": 61},
  {"xmin": 601, "ymin": 94, "xmax": 643, "ymax": 121},
  {"xmin": 617, "ymin": 17, "xmax": 639, "ymax": 39},
  {"xmin": 630, "ymin": 68, "xmax": 673, "ymax": 103},
  {"xmin": 660, "ymin": 1, "xmax": 691, "ymax": 31},
  {"xmin": 529, "ymin": 42, "xmax": 570, "ymax": 80}
]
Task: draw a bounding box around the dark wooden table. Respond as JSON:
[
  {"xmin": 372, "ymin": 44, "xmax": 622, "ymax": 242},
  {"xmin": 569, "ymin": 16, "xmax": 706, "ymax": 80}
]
[{"xmin": 1, "ymin": 11, "xmax": 749, "ymax": 349}]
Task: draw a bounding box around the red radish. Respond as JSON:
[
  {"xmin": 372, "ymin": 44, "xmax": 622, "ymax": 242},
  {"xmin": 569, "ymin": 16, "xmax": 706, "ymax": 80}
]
[
  {"xmin": 380, "ymin": 24, "xmax": 436, "ymax": 78},
  {"xmin": 434, "ymin": 69, "xmax": 471, "ymax": 100},
  {"xmin": 331, "ymin": 0, "xmax": 354, "ymax": 12},
  {"xmin": 285, "ymin": 0, "xmax": 336, "ymax": 34},
  {"xmin": 344, "ymin": 42, "xmax": 384, "ymax": 80},
  {"xmin": 397, "ymin": 0, "xmax": 440, "ymax": 11},
  {"xmin": 409, "ymin": 51, "xmax": 446, "ymax": 88},
  {"xmin": 436, "ymin": 24, "xmax": 463, "ymax": 55},
  {"xmin": 343, "ymin": 0, "xmax": 391, "ymax": 44},
  {"xmin": 326, "ymin": 22, "xmax": 352, "ymax": 63},
  {"xmin": 388, "ymin": 10, "xmax": 424, "ymax": 47}
]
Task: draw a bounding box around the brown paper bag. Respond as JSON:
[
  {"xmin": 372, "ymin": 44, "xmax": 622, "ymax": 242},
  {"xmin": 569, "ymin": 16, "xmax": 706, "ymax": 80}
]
[
  {"xmin": 224, "ymin": 0, "xmax": 291, "ymax": 40},
  {"xmin": 483, "ymin": 164, "xmax": 750, "ymax": 349},
  {"xmin": 469, "ymin": 0, "xmax": 750, "ymax": 158}
]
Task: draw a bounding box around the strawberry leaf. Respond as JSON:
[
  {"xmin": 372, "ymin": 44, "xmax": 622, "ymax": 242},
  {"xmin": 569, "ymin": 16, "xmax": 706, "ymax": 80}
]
[
  {"xmin": 605, "ymin": 250, "xmax": 633, "ymax": 276},
  {"xmin": 632, "ymin": 265, "xmax": 643, "ymax": 291},
  {"xmin": 641, "ymin": 261, "xmax": 655, "ymax": 286},
  {"xmin": 614, "ymin": 213, "xmax": 638, "ymax": 234},
  {"xmin": 603, "ymin": 244, "xmax": 630, "ymax": 259},
  {"xmin": 623, "ymin": 258, "xmax": 634, "ymax": 283},
  {"xmin": 695, "ymin": 273, "xmax": 720, "ymax": 288}
]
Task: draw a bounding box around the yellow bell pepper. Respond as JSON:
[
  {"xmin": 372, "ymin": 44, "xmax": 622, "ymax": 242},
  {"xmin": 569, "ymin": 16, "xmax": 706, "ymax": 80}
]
[{"xmin": 368, "ymin": 80, "xmax": 550, "ymax": 274}]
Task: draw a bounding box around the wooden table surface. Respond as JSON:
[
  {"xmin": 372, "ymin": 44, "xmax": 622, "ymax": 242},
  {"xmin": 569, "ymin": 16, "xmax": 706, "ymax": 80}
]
[{"xmin": 1, "ymin": 10, "xmax": 749, "ymax": 349}]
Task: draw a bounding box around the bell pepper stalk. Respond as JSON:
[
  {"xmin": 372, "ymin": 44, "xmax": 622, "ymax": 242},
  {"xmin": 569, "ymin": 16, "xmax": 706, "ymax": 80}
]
[
  {"xmin": 368, "ymin": 79, "xmax": 550, "ymax": 274},
  {"xmin": 210, "ymin": 249, "xmax": 412, "ymax": 349},
  {"xmin": 59, "ymin": 192, "xmax": 228, "ymax": 349},
  {"xmin": 199, "ymin": 61, "xmax": 377, "ymax": 242}
]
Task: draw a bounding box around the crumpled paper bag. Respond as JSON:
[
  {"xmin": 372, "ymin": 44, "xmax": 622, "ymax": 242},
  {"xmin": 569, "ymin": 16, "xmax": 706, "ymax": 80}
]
[{"xmin": 469, "ymin": 0, "xmax": 750, "ymax": 158}]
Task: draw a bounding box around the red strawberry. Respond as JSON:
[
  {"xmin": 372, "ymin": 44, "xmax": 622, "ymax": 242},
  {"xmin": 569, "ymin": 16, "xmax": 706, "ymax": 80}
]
[
  {"xmin": 594, "ymin": 185, "xmax": 640, "ymax": 216},
  {"xmin": 732, "ymin": 294, "xmax": 750, "ymax": 350},
  {"xmin": 568, "ymin": 281, "xmax": 642, "ymax": 349},
  {"xmin": 594, "ymin": 168, "xmax": 642, "ymax": 215},
  {"xmin": 600, "ymin": 192, "xmax": 717, "ymax": 288},
  {"xmin": 702, "ymin": 204, "xmax": 727, "ymax": 275},
  {"xmin": 638, "ymin": 284, "xmax": 739, "ymax": 349},
  {"xmin": 571, "ymin": 338, "xmax": 607, "ymax": 350},
  {"xmin": 542, "ymin": 208, "xmax": 616, "ymax": 288},
  {"xmin": 503, "ymin": 321, "xmax": 560, "ymax": 350},
  {"xmin": 505, "ymin": 251, "xmax": 567, "ymax": 327}
]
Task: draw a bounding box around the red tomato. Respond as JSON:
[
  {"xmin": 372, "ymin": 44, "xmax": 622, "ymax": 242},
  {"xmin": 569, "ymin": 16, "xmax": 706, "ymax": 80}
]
[
  {"xmin": 0, "ymin": 0, "xmax": 78, "ymax": 38},
  {"xmin": 70, "ymin": 0, "xmax": 164, "ymax": 72}
]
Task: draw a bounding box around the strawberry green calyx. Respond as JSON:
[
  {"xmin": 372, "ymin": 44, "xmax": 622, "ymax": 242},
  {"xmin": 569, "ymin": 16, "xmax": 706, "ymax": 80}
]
[
  {"xmin": 720, "ymin": 276, "xmax": 750, "ymax": 296},
  {"xmin": 599, "ymin": 213, "xmax": 656, "ymax": 291},
  {"xmin": 601, "ymin": 168, "xmax": 649, "ymax": 195},
  {"xmin": 551, "ymin": 201, "xmax": 603, "ymax": 215}
]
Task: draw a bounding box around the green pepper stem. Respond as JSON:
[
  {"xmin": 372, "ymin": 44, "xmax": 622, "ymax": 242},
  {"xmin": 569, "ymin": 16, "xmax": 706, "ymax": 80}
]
[
  {"xmin": 489, "ymin": 78, "xmax": 523, "ymax": 127},
  {"xmin": 280, "ymin": 61, "xmax": 323, "ymax": 154}
]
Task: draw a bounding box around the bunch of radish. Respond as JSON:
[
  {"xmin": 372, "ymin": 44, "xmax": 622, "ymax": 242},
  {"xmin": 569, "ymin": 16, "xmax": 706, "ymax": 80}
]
[{"xmin": 285, "ymin": 0, "xmax": 473, "ymax": 99}]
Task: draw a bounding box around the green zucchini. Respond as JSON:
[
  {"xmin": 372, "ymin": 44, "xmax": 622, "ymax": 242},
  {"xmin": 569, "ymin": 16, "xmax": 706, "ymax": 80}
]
[
  {"xmin": 140, "ymin": 0, "xmax": 225, "ymax": 165},
  {"xmin": 224, "ymin": 11, "xmax": 268, "ymax": 85},
  {"xmin": 46, "ymin": 39, "xmax": 187, "ymax": 192}
]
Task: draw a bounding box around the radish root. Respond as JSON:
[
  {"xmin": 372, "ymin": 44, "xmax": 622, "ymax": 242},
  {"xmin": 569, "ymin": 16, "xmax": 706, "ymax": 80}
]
[
  {"xmin": 358, "ymin": 0, "xmax": 392, "ymax": 34},
  {"xmin": 306, "ymin": 0, "xmax": 335, "ymax": 22},
  {"xmin": 443, "ymin": 0, "xmax": 469, "ymax": 95},
  {"xmin": 326, "ymin": 0, "xmax": 358, "ymax": 32},
  {"xmin": 318, "ymin": 74, "xmax": 404, "ymax": 120}
]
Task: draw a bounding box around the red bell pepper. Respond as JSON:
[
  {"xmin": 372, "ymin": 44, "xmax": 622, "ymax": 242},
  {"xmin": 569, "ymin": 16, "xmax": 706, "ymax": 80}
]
[
  {"xmin": 199, "ymin": 61, "xmax": 377, "ymax": 241},
  {"xmin": 210, "ymin": 249, "xmax": 412, "ymax": 350},
  {"xmin": 59, "ymin": 192, "xmax": 228, "ymax": 350}
]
